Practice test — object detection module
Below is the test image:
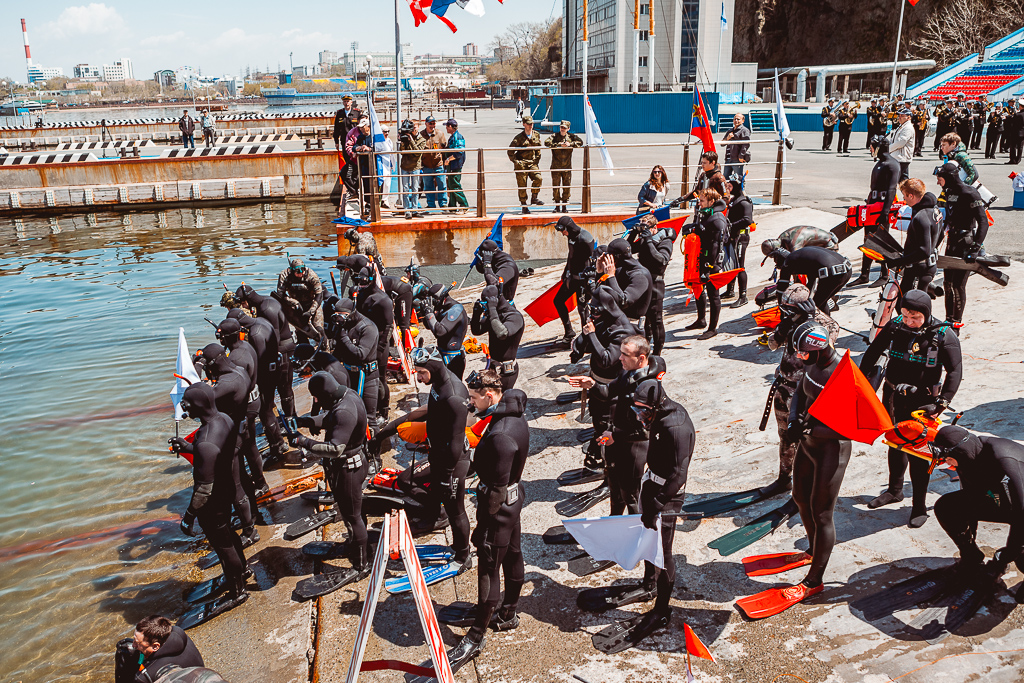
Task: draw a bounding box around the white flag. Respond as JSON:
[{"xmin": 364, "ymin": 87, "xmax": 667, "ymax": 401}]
[
  {"xmin": 562, "ymin": 514, "xmax": 664, "ymax": 569},
  {"xmin": 367, "ymin": 99, "xmax": 390, "ymax": 182},
  {"xmin": 170, "ymin": 328, "xmax": 201, "ymax": 421},
  {"xmin": 584, "ymin": 95, "xmax": 614, "ymax": 176},
  {"xmin": 773, "ymin": 69, "xmax": 792, "ymax": 171},
  {"xmin": 459, "ymin": 0, "xmax": 486, "ymax": 16}
]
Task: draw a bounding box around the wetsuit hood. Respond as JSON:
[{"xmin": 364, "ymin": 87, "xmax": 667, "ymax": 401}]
[
  {"xmin": 711, "ymin": 198, "xmax": 728, "ymax": 213},
  {"xmin": 226, "ymin": 307, "xmax": 256, "ymax": 327},
  {"xmin": 557, "ymin": 215, "xmax": 582, "ymax": 238},
  {"xmin": 590, "ymin": 285, "xmax": 631, "ymax": 332},
  {"xmin": 216, "ymin": 318, "xmax": 241, "ymax": 345},
  {"xmin": 337, "ymin": 254, "xmax": 371, "ymax": 271},
  {"xmin": 607, "ymin": 238, "xmax": 631, "ymax": 264},
  {"xmin": 911, "ymin": 192, "xmax": 937, "ymax": 214},
  {"xmin": 198, "ymin": 343, "xmax": 232, "ymax": 379},
  {"xmin": 180, "ymin": 383, "xmax": 218, "ymax": 421},
  {"xmin": 293, "ymin": 343, "xmax": 317, "ymax": 366},
  {"xmin": 235, "ymin": 284, "xmax": 263, "ymax": 306},
  {"xmin": 493, "ymin": 389, "xmax": 528, "ymax": 418},
  {"xmin": 933, "ymin": 425, "xmax": 984, "ymax": 467},
  {"xmin": 308, "ymin": 371, "xmax": 347, "ymax": 407},
  {"xmin": 901, "ymin": 289, "xmax": 932, "ymax": 318},
  {"xmin": 870, "ymin": 134, "xmax": 891, "ymax": 159},
  {"xmin": 473, "ymin": 240, "xmax": 501, "ymax": 274},
  {"xmin": 935, "ymin": 161, "xmax": 967, "ymax": 193},
  {"xmin": 333, "ymin": 297, "xmax": 356, "ymax": 325},
  {"xmin": 428, "ymin": 283, "xmax": 454, "ymax": 309}
]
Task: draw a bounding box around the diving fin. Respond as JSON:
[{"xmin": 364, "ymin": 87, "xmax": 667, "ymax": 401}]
[
  {"xmin": 567, "ymin": 552, "xmax": 616, "ymax": 577},
  {"xmin": 284, "ymin": 509, "xmax": 339, "ymax": 541},
  {"xmin": 437, "ymin": 600, "xmax": 479, "ymax": 627},
  {"xmin": 683, "ymin": 479, "xmax": 789, "ymax": 518},
  {"xmin": 385, "ymin": 557, "xmax": 471, "ymax": 594},
  {"xmin": 301, "ymin": 540, "xmax": 349, "ymax": 560},
  {"xmin": 906, "ymin": 573, "xmax": 996, "ymax": 643},
  {"xmin": 707, "ymin": 499, "xmax": 799, "ymax": 557},
  {"xmin": 555, "ymin": 484, "xmax": 610, "ymax": 517},
  {"xmin": 184, "ymin": 567, "xmax": 252, "ymax": 605},
  {"xmin": 293, "ymin": 564, "xmax": 372, "ymax": 601},
  {"xmin": 300, "ymin": 490, "xmax": 335, "ymax": 505},
  {"xmin": 542, "ymin": 524, "xmax": 576, "ymax": 545},
  {"xmin": 556, "ymin": 391, "xmax": 582, "ymax": 404},
  {"xmin": 592, "ymin": 610, "xmax": 671, "ymax": 654},
  {"xmin": 577, "ymin": 583, "xmax": 656, "ymax": 612},
  {"xmin": 557, "ymin": 467, "xmax": 605, "ymax": 487},
  {"xmin": 850, "ymin": 564, "xmax": 956, "ymax": 622},
  {"xmin": 177, "ymin": 591, "xmax": 249, "ymax": 630},
  {"xmin": 742, "ymin": 551, "xmax": 812, "ymax": 577},
  {"xmin": 576, "ymin": 427, "xmax": 595, "ymax": 443},
  {"xmin": 736, "ymin": 582, "xmax": 824, "ymax": 619}
]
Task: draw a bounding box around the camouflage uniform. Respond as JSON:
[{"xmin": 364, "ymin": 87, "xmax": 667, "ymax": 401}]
[
  {"xmin": 544, "ymin": 121, "xmax": 583, "ymax": 205},
  {"xmin": 276, "ymin": 260, "xmax": 325, "ymax": 347},
  {"xmin": 507, "ymin": 116, "xmax": 543, "ymax": 204}
]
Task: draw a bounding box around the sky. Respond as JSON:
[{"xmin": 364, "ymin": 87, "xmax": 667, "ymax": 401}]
[{"xmin": 1, "ymin": 0, "xmax": 561, "ymax": 82}]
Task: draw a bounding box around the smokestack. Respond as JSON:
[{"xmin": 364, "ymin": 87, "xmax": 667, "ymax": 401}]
[{"xmin": 22, "ymin": 18, "xmax": 32, "ymax": 66}]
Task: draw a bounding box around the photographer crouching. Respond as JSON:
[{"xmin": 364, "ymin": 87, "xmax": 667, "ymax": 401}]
[{"xmin": 115, "ymin": 615, "xmax": 204, "ymax": 683}]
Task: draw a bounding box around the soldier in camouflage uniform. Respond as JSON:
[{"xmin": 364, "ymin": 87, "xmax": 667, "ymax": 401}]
[
  {"xmin": 507, "ymin": 114, "xmax": 544, "ymax": 214},
  {"xmin": 276, "ymin": 258, "xmax": 326, "ymax": 348},
  {"xmin": 544, "ymin": 120, "xmax": 583, "ymax": 214}
]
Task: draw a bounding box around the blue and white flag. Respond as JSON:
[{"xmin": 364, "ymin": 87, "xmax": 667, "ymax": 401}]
[
  {"xmin": 720, "ymin": 2, "xmax": 728, "ymax": 32},
  {"xmin": 367, "ymin": 99, "xmax": 390, "ymax": 185},
  {"xmin": 584, "ymin": 95, "xmax": 614, "ymax": 176},
  {"xmin": 562, "ymin": 514, "xmax": 665, "ymax": 570},
  {"xmin": 170, "ymin": 328, "xmax": 201, "ymax": 421},
  {"xmin": 773, "ymin": 68, "xmax": 792, "ymax": 170}
]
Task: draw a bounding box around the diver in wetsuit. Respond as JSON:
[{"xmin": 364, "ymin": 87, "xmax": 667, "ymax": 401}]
[
  {"xmin": 216, "ymin": 318, "xmax": 270, "ymax": 507},
  {"xmin": 447, "ymin": 369, "xmax": 529, "ymax": 670},
  {"xmin": 353, "ymin": 266, "xmax": 395, "ymax": 425},
  {"xmin": 764, "ymin": 244, "xmax": 852, "ymax": 313},
  {"xmin": 330, "ymin": 299, "xmax": 380, "ymax": 430},
  {"xmin": 292, "ymin": 344, "xmax": 351, "ymax": 392},
  {"xmin": 784, "ymin": 321, "xmax": 852, "ymax": 604},
  {"xmin": 275, "ymin": 258, "xmax": 325, "ymax": 346},
  {"xmin": 475, "ymin": 239, "xmax": 519, "ymax": 302},
  {"xmin": 168, "ymin": 383, "xmax": 250, "ymax": 613},
  {"xmin": 343, "ymin": 227, "xmax": 385, "ymax": 275},
  {"xmin": 931, "ymin": 424, "xmax": 1024, "ymax": 595},
  {"xmin": 935, "ymin": 160, "xmax": 990, "ymax": 327},
  {"xmin": 423, "ymin": 283, "xmax": 469, "ymax": 379},
  {"xmin": 723, "ymin": 174, "xmax": 754, "ymax": 308},
  {"xmin": 373, "ymin": 347, "xmax": 473, "ymax": 560},
  {"xmin": 598, "ymin": 238, "xmax": 653, "ymax": 323},
  {"xmin": 684, "ymin": 189, "xmax": 729, "ymax": 339},
  {"xmin": 597, "ymin": 335, "xmax": 667, "ymax": 516},
  {"xmin": 631, "ymin": 378, "xmax": 696, "ymax": 634},
  {"xmin": 193, "ymin": 343, "xmax": 259, "ymax": 545},
  {"xmin": 569, "ymin": 286, "xmax": 642, "ymax": 475},
  {"xmin": 886, "ymin": 179, "xmax": 941, "ymax": 293},
  {"xmin": 626, "ymin": 213, "xmax": 676, "ymax": 356},
  {"xmin": 470, "ymin": 284, "xmax": 525, "ymax": 390},
  {"xmin": 224, "ymin": 306, "xmax": 290, "ymax": 461},
  {"xmin": 860, "ymin": 289, "xmax": 962, "ymax": 528},
  {"xmin": 763, "ymin": 284, "xmax": 840, "ymax": 496},
  {"xmin": 851, "ymin": 135, "xmax": 900, "ymax": 286},
  {"xmin": 553, "ymin": 215, "xmax": 596, "ymax": 344},
  {"xmin": 382, "ymin": 273, "xmax": 414, "ymax": 347},
  {"xmin": 234, "ymin": 284, "xmax": 296, "ymax": 420},
  {"xmin": 292, "ymin": 372, "xmax": 371, "ymax": 581}
]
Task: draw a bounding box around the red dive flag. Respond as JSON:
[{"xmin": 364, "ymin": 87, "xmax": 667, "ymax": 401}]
[
  {"xmin": 691, "ymin": 87, "xmax": 716, "ymax": 153},
  {"xmin": 684, "ymin": 624, "xmax": 715, "ymax": 661},
  {"xmin": 524, "ymin": 280, "xmax": 575, "ymax": 327},
  {"xmin": 808, "ymin": 350, "xmax": 893, "ymax": 444},
  {"xmin": 907, "ymin": 0, "xmax": 919, "ymax": 5}
]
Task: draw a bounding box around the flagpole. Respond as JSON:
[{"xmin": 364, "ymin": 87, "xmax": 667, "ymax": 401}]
[
  {"xmin": 582, "ymin": 0, "xmax": 589, "ymax": 99},
  {"xmin": 632, "ymin": 0, "xmax": 640, "ymax": 93},
  {"xmin": 889, "ymin": 0, "xmax": 906, "ymax": 99},
  {"xmin": 715, "ymin": 3, "xmax": 724, "ymax": 92},
  {"xmin": 394, "ymin": 0, "xmax": 403, "ymax": 208}
]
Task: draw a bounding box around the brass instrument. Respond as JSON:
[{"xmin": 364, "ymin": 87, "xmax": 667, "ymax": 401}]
[{"xmin": 825, "ymin": 100, "xmax": 858, "ymax": 127}]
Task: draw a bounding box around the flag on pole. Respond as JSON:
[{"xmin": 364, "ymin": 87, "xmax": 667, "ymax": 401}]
[
  {"xmin": 720, "ymin": 2, "xmax": 727, "ymax": 31},
  {"xmin": 170, "ymin": 328, "xmax": 201, "ymax": 420},
  {"xmin": 459, "ymin": 213, "xmax": 504, "ymax": 288},
  {"xmin": 562, "ymin": 514, "xmax": 665, "ymax": 569},
  {"xmin": 773, "ymin": 68, "xmax": 792, "ymax": 169},
  {"xmin": 690, "ymin": 86, "xmax": 716, "ymax": 153},
  {"xmin": 584, "ymin": 95, "xmax": 614, "ymax": 176},
  {"xmin": 807, "ymin": 350, "xmax": 893, "ymax": 444},
  {"xmin": 684, "ymin": 624, "xmax": 715, "ymax": 661},
  {"xmin": 367, "ymin": 99, "xmax": 389, "ymax": 186}
]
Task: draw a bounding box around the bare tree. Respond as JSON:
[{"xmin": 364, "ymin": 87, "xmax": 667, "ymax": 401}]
[
  {"xmin": 908, "ymin": 0, "xmax": 1024, "ymax": 68},
  {"xmin": 486, "ymin": 18, "xmax": 562, "ymax": 82}
]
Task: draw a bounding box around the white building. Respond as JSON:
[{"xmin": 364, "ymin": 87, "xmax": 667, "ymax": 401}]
[
  {"xmin": 27, "ymin": 64, "xmax": 65, "ymax": 83},
  {"xmin": 219, "ymin": 75, "xmax": 244, "ymax": 96},
  {"xmin": 463, "ymin": 43, "xmax": 478, "ymax": 56},
  {"xmin": 102, "ymin": 58, "xmax": 134, "ymax": 82},
  {"xmin": 73, "ymin": 64, "xmax": 102, "ymax": 80},
  {"xmin": 561, "ymin": 0, "xmax": 756, "ymax": 95},
  {"xmin": 319, "ymin": 49, "xmax": 339, "ymax": 65}
]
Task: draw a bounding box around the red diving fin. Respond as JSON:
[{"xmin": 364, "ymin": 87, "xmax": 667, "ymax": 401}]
[
  {"xmin": 742, "ymin": 551, "xmax": 812, "ymax": 577},
  {"xmin": 736, "ymin": 582, "xmax": 823, "ymax": 619}
]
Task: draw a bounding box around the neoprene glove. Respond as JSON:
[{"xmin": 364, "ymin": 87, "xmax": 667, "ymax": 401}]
[
  {"xmin": 168, "ymin": 437, "xmax": 193, "ymax": 454},
  {"xmin": 785, "ymin": 419, "xmax": 806, "ymax": 442},
  {"xmin": 894, "ymin": 383, "xmax": 917, "ymax": 395},
  {"xmin": 293, "ymin": 434, "xmax": 314, "ymax": 450},
  {"xmin": 180, "ymin": 512, "xmax": 196, "ymax": 537},
  {"xmin": 485, "ymin": 486, "xmax": 506, "ymax": 515},
  {"xmin": 641, "ymin": 508, "xmax": 658, "ymax": 530},
  {"xmin": 479, "ymin": 249, "xmax": 494, "ymax": 265},
  {"xmin": 295, "ymin": 416, "xmax": 315, "ymax": 429}
]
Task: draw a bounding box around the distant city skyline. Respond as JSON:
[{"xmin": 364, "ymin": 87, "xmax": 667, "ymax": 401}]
[{"xmin": 1, "ymin": 0, "xmax": 560, "ymax": 83}]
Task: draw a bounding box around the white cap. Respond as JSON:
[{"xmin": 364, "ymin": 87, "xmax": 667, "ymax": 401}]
[{"xmin": 358, "ymin": 117, "xmax": 370, "ymax": 127}]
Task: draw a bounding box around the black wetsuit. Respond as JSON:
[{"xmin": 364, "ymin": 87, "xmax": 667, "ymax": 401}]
[
  {"xmin": 223, "ymin": 334, "xmax": 269, "ymax": 504},
  {"xmin": 227, "ymin": 309, "xmax": 287, "ymax": 454},
  {"xmin": 933, "ymin": 427, "xmax": 1024, "ymax": 572},
  {"xmin": 639, "ymin": 396, "xmax": 695, "ymax": 614},
  {"xmin": 789, "ymin": 347, "xmax": 852, "ymax": 588},
  {"xmin": 555, "ymin": 216, "xmax": 596, "ymax": 333},
  {"xmin": 471, "ymin": 285, "xmax": 525, "ymax": 390},
  {"xmin": 425, "ymin": 294, "xmax": 469, "ymax": 380},
  {"xmin": 860, "ymin": 313, "xmax": 961, "ymax": 517},
  {"xmin": 570, "ymin": 287, "xmax": 639, "ymax": 469},
  {"xmin": 862, "ymin": 148, "xmax": 900, "ymax": 279},
  {"xmin": 777, "ymin": 246, "xmax": 852, "ymax": 313},
  {"xmin": 938, "ymin": 167, "xmax": 989, "ymax": 324},
  {"xmin": 468, "ymin": 389, "xmax": 530, "ymax": 640},
  {"xmin": 419, "ymin": 361, "xmax": 472, "ymax": 561},
  {"xmin": 174, "ymin": 384, "xmax": 248, "ymax": 595},
  {"xmin": 604, "ymin": 239, "xmax": 653, "ymax": 321},
  {"xmin": 727, "ymin": 190, "xmax": 754, "ymax": 297},
  {"xmin": 476, "ymin": 244, "xmax": 519, "ymax": 302},
  {"xmin": 627, "ymin": 223, "xmax": 675, "ymax": 356},
  {"xmin": 294, "ymin": 378, "xmax": 369, "ymax": 567},
  {"xmin": 356, "ymin": 276, "xmax": 396, "ymax": 420},
  {"xmin": 333, "ymin": 310, "xmax": 381, "ymax": 420},
  {"xmin": 382, "ymin": 274, "xmax": 414, "ymax": 338},
  {"xmin": 598, "ymin": 356, "xmax": 668, "ymax": 516},
  {"xmin": 694, "ymin": 199, "xmax": 729, "ymax": 330},
  {"xmin": 134, "ymin": 626, "xmax": 204, "ymax": 683},
  {"xmin": 888, "ymin": 192, "xmax": 941, "ymax": 292},
  {"xmin": 238, "ymin": 287, "xmax": 296, "ymax": 418}
]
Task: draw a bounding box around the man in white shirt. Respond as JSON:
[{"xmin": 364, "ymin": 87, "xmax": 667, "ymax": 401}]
[{"xmin": 889, "ymin": 107, "xmax": 915, "ymax": 181}]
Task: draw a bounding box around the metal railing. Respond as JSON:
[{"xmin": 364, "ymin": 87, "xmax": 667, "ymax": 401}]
[{"xmin": 354, "ymin": 137, "xmax": 791, "ymax": 222}]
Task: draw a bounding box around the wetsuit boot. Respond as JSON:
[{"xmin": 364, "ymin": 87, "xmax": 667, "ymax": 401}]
[
  {"xmin": 557, "ymin": 322, "xmax": 575, "ymax": 346},
  {"xmin": 447, "ymin": 633, "xmax": 485, "ymax": 673}
]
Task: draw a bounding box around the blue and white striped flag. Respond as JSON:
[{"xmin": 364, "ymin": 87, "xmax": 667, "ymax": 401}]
[
  {"xmin": 720, "ymin": 2, "xmax": 727, "ymax": 31},
  {"xmin": 367, "ymin": 99, "xmax": 390, "ymax": 186},
  {"xmin": 584, "ymin": 96, "xmax": 614, "ymax": 176}
]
